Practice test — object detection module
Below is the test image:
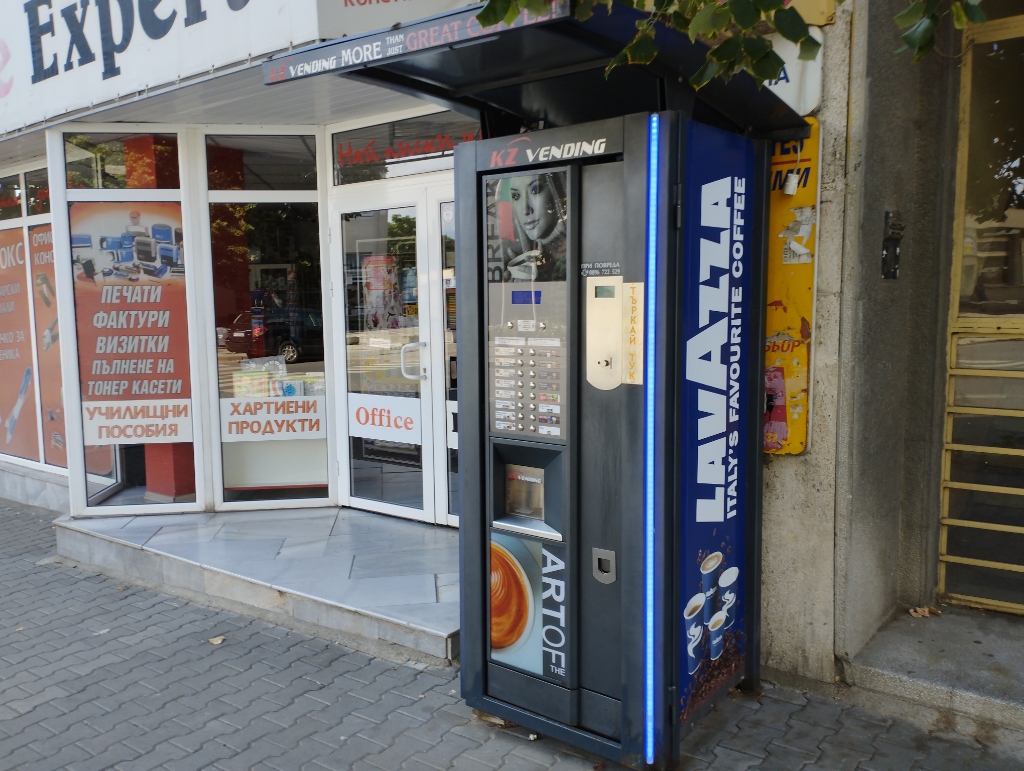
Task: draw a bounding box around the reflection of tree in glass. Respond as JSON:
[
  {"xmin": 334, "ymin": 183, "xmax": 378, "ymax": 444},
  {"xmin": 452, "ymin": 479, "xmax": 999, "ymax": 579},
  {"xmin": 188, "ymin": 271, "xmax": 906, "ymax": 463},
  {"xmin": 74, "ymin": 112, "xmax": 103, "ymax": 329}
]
[
  {"xmin": 967, "ymin": 40, "xmax": 1024, "ymax": 222},
  {"xmin": 387, "ymin": 213, "xmax": 417, "ymax": 257},
  {"xmin": 209, "ymin": 203, "xmax": 321, "ymax": 327}
]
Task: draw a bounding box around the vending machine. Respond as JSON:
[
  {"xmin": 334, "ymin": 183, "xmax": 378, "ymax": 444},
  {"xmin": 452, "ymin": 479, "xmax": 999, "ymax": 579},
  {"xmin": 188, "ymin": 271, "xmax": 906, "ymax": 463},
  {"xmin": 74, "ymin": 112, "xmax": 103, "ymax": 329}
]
[{"xmin": 456, "ymin": 112, "xmax": 770, "ymax": 770}]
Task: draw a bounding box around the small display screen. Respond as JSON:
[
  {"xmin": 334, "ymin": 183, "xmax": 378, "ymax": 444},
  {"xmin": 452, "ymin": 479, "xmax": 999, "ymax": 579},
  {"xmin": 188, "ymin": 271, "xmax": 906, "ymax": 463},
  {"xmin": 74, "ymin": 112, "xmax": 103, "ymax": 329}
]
[
  {"xmin": 505, "ymin": 464, "xmax": 544, "ymax": 520},
  {"xmin": 594, "ymin": 285, "xmax": 615, "ymax": 298}
]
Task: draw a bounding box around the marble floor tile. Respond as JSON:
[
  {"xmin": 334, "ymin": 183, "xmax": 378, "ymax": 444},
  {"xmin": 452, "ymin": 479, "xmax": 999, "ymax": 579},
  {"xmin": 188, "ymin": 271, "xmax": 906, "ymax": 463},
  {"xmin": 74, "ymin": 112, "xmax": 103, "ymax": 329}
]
[
  {"xmin": 148, "ymin": 537, "xmax": 286, "ymax": 565},
  {"xmin": 288, "ymin": 573, "xmax": 438, "ymax": 609},
  {"xmin": 360, "ymin": 601, "xmax": 461, "ymax": 634},
  {"xmin": 437, "ymin": 572, "xmax": 460, "ymax": 587},
  {"xmin": 276, "ymin": 536, "xmax": 329, "ymax": 560},
  {"xmin": 350, "ymin": 547, "xmax": 460, "ymax": 580},
  {"xmin": 215, "ymin": 517, "xmax": 335, "ymax": 541},
  {"xmin": 324, "ymin": 532, "xmax": 396, "ymax": 555},
  {"xmin": 145, "ymin": 524, "xmax": 223, "ymax": 547}
]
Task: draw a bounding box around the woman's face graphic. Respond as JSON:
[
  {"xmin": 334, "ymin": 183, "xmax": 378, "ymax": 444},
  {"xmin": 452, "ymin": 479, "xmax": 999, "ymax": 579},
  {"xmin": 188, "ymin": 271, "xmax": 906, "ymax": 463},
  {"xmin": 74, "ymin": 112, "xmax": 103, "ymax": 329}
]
[{"xmin": 510, "ymin": 176, "xmax": 557, "ymax": 242}]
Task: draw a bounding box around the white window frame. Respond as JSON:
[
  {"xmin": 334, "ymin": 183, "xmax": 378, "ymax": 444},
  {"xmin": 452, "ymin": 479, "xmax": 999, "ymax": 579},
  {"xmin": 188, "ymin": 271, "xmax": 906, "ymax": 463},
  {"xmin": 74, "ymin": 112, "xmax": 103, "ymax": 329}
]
[
  {"xmin": 48, "ymin": 122, "xmax": 209, "ymax": 517},
  {"xmin": 0, "ymin": 157, "xmax": 64, "ymax": 477},
  {"xmin": 193, "ymin": 124, "xmax": 339, "ymax": 511}
]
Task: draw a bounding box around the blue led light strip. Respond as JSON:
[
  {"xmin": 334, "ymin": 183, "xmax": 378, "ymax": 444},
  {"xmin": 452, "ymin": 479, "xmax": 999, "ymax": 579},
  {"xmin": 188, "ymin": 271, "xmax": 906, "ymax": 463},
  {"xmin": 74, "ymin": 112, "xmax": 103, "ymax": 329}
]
[{"xmin": 643, "ymin": 112, "xmax": 660, "ymax": 767}]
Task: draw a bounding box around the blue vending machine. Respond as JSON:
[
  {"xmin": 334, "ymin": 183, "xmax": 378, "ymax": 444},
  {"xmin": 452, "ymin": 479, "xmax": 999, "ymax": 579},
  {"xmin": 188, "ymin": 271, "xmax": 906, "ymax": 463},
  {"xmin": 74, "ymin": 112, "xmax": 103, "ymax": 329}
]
[{"xmin": 457, "ymin": 112, "xmax": 770, "ymax": 770}]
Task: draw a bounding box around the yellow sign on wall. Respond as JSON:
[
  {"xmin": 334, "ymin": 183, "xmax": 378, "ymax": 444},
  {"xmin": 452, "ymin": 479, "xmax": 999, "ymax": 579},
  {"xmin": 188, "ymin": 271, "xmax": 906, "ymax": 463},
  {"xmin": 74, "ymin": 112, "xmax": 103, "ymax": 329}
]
[{"xmin": 764, "ymin": 118, "xmax": 819, "ymax": 455}]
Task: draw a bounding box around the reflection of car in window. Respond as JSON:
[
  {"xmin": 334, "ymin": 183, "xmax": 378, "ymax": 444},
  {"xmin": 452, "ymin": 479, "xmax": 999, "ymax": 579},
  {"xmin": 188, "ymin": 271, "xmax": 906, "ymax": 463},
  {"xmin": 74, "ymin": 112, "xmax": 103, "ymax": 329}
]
[{"xmin": 224, "ymin": 309, "xmax": 325, "ymax": 364}]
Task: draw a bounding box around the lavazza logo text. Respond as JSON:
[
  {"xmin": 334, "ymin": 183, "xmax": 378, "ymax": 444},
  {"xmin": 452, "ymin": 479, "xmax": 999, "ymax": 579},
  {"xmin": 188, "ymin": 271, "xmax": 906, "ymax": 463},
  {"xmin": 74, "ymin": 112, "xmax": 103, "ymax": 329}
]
[{"xmin": 686, "ymin": 175, "xmax": 747, "ymax": 523}]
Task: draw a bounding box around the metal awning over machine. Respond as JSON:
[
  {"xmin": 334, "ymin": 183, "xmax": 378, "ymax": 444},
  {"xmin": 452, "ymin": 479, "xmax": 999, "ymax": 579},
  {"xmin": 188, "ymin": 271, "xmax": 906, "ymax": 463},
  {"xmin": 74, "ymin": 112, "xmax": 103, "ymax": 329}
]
[{"xmin": 262, "ymin": 0, "xmax": 808, "ymax": 138}]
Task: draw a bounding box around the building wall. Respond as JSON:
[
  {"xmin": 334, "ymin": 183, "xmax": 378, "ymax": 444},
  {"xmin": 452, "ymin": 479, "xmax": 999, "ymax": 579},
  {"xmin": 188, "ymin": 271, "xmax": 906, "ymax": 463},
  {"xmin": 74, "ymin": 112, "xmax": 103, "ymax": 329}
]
[
  {"xmin": 760, "ymin": 1, "xmax": 851, "ymax": 684},
  {"xmin": 834, "ymin": 0, "xmax": 957, "ymax": 667}
]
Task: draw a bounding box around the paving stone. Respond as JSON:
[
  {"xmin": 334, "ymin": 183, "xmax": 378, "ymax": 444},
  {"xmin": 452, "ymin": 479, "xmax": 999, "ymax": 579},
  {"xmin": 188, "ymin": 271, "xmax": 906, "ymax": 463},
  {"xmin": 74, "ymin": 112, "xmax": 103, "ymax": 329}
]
[
  {"xmin": 798, "ymin": 741, "xmax": 871, "ymax": 771},
  {"xmin": 362, "ymin": 735, "xmax": 434, "ymax": 771},
  {"xmin": 858, "ymin": 738, "xmax": 927, "ymax": 771},
  {"xmin": 411, "ymin": 732, "xmax": 484, "ymax": 769},
  {"xmin": 822, "ymin": 717, "xmax": 890, "ymax": 752},
  {"xmin": 681, "ymin": 725, "xmax": 729, "ymax": 762},
  {"xmin": 790, "ymin": 696, "xmax": 845, "ymax": 729},
  {"xmin": 705, "ymin": 746, "xmax": 762, "ymax": 771},
  {"xmin": 719, "ymin": 719, "xmax": 785, "ymax": 758},
  {"xmin": 2, "ymin": 506, "xmax": 1024, "ymax": 771}
]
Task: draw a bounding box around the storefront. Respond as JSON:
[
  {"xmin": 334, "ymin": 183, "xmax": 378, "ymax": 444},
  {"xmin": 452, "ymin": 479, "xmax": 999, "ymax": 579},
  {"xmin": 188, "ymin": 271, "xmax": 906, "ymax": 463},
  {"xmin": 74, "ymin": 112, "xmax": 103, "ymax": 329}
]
[{"xmin": 0, "ymin": 0, "xmax": 502, "ymax": 523}]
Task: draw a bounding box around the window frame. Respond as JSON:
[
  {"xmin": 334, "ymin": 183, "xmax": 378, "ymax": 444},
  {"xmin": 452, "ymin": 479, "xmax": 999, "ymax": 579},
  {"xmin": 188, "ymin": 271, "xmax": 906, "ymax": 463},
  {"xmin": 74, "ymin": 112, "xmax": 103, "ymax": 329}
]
[{"xmin": 942, "ymin": 17, "xmax": 1024, "ymax": 614}]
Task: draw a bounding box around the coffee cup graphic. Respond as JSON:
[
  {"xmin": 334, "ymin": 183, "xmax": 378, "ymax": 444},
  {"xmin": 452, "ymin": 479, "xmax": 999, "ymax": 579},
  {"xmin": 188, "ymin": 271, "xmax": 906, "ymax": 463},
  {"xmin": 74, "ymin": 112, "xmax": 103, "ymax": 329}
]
[
  {"xmin": 719, "ymin": 567, "xmax": 739, "ymax": 630},
  {"xmin": 490, "ymin": 542, "xmax": 534, "ymax": 653},
  {"xmin": 700, "ymin": 552, "xmax": 723, "ymax": 625},
  {"xmin": 709, "ymin": 610, "xmax": 728, "ymax": 660},
  {"xmin": 684, "ymin": 592, "xmax": 705, "ymax": 675}
]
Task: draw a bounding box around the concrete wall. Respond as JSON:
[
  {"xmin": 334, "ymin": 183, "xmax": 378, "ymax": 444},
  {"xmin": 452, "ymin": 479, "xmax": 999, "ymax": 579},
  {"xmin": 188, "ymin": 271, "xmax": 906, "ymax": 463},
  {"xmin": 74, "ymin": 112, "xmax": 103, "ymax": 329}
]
[
  {"xmin": 0, "ymin": 458, "xmax": 70, "ymax": 512},
  {"xmin": 763, "ymin": 0, "xmax": 959, "ymax": 682},
  {"xmin": 834, "ymin": 0, "xmax": 957, "ymax": 667},
  {"xmin": 760, "ymin": 0, "xmax": 852, "ymax": 684}
]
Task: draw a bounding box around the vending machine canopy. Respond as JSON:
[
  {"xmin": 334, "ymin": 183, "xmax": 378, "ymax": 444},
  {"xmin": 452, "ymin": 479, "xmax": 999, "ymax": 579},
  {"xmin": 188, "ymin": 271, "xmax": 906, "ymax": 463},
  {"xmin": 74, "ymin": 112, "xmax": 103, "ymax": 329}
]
[{"xmin": 264, "ymin": 1, "xmax": 809, "ymax": 139}]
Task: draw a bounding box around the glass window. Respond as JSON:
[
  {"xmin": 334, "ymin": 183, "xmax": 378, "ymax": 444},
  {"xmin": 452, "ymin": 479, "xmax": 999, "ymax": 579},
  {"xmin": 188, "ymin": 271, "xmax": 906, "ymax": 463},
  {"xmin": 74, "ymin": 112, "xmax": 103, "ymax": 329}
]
[
  {"xmin": 333, "ymin": 112, "xmax": 480, "ymax": 186},
  {"xmin": 0, "ymin": 227, "xmax": 40, "ymax": 462},
  {"xmin": 69, "ymin": 202, "xmax": 195, "ymax": 505},
  {"xmin": 342, "ymin": 208, "xmax": 424, "ymax": 508},
  {"xmin": 0, "ymin": 174, "xmax": 23, "ymax": 221},
  {"xmin": 65, "ymin": 134, "xmax": 180, "ymax": 190},
  {"xmin": 959, "ymin": 37, "xmax": 1024, "ymax": 316},
  {"xmin": 952, "ymin": 375, "xmax": 1024, "ymax": 410},
  {"xmin": 955, "ymin": 337, "xmax": 1024, "ymax": 370},
  {"xmin": 206, "ymin": 135, "xmax": 317, "ymax": 191},
  {"xmin": 28, "ymin": 224, "xmax": 66, "ymax": 467},
  {"xmin": 210, "ymin": 202, "xmax": 327, "ymax": 501},
  {"xmin": 25, "ymin": 168, "xmax": 50, "ymax": 216}
]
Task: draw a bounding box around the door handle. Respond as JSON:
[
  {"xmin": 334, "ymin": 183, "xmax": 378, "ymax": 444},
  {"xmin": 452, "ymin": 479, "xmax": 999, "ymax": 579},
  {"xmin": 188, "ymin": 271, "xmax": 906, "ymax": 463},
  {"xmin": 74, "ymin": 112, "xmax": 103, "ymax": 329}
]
[{"xmin": 400, "ymin": 341, "xmax": 427, "ymax": 380}]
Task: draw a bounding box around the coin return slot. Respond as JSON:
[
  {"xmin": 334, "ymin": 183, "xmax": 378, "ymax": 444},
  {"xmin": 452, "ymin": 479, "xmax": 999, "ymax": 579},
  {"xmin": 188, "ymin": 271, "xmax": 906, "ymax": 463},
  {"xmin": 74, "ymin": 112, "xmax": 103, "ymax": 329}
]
[{"xmin": 592, "ymin": 548, "xmax": 616, "ymax": 584}]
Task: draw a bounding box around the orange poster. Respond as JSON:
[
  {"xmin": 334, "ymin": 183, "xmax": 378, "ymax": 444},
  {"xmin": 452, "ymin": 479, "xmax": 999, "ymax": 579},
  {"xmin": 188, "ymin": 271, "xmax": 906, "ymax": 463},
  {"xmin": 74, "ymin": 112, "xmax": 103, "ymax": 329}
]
[
  {"xmin": 29, "ymin": 224, "xmax": 66, "ymax": 467},
  {"xmin": 0, "ymin": 227, "xmax": 40, "ymax": 461},
  {"xmin": 764, "ymin": 118, "xmax": 819, "ymax": 455},
  {"xmin": 68, "ymin": 202, "xmax": 193, "ymax": 445}
]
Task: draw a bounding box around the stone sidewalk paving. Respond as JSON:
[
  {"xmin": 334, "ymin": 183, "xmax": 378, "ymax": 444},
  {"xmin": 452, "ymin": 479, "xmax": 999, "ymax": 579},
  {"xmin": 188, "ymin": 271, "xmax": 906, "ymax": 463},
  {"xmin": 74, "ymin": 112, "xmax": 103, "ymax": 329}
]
[{"xmin": 1, "ymin": 502, "xmax": 1021, "ymax": 771}]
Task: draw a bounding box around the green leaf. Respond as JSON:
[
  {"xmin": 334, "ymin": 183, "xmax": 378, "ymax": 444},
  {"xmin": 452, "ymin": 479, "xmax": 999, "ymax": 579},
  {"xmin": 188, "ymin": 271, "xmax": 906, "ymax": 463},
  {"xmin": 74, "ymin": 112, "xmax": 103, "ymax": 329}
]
[
  {"xmin": 503, "ymin": 1, "xmax": 520, "ymax": 24},
  {"xmin": 950, "ymin": 1, "xmax": 967, "ymax": 28},
  {"xmin": 623, "ymin": 28, "xmax": 659, "ymax": 64},
  {"xmin": 964, "ymin": 2, "xmax": 986, "ymax": 23},
  {"xmin": 894, "ymin": 43, "xmax": 910, "ymax": 56},
  {"xmin": 689, "ymin": 57, "xmax": 726, "ymax": 89},
  {"xmin": 894, "ymin": 1, "xmax": 923, "ymax": 28},
  {"xmin": 688, "ymin": 2, "xmax": 720, "ymax": 41},
  {"xmin": 476, "ymin": 0, "xmax": 513, "ymax": 27},
  {"xmin": 606, "ymin": 48, "xmax": 630, "ymax": 76},
  {"xmin": 710, "ymin": 35, "xmax": 743, "ymax": 62},
  {"xmin": 748, "ymin": 48, "xmax": 784, "ymax": 80},
  {"xmin": 670, "ymin": 9, "xmax": 691, "ymax": 32},
  {"xmin": 742, "ymin": 35, "xmax": 772, "ymax": 61},
  {"xmin": 798, "ymin": 35, "xmax": 821, "ymax": 60},
  {"xmin": 753, "ymin": 0, "xmax": 785, "ymax": 12},
  {"xmin": 519, "ymin": 0, "xmax": 551, "ymax": 17},
  {"xmin": 912, "ymin": 31, "xmax": 936, "ymax": 61},
  {"xmin": 574, "ymin": 0, "xmax": 596, "ymax": 21},
  {"xmin": 772, "ymin": 6, "xmax": 810, "ymax": 43},
  {"xmin": 728, "ymin": 0, "xmax": 761, "ymax": 29},
  {"xmin": 901, "ymin": 14, "xmax": 937, "ymax": 49}
]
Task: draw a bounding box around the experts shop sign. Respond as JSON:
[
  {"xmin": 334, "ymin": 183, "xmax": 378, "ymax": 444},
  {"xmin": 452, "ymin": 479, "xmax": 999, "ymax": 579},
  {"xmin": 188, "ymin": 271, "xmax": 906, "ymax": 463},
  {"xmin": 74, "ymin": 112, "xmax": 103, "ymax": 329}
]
[{"xmin": 0, "ymin": 0, "xmax": 317, "ymax": 132}]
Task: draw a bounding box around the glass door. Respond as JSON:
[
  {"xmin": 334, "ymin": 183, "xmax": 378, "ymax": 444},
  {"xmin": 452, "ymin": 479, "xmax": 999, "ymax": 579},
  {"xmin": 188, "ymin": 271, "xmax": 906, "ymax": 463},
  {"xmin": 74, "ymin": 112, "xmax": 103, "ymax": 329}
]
[{"xmin": 332, "ymin": 175, "xmax": 455, "ymax": 524}]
